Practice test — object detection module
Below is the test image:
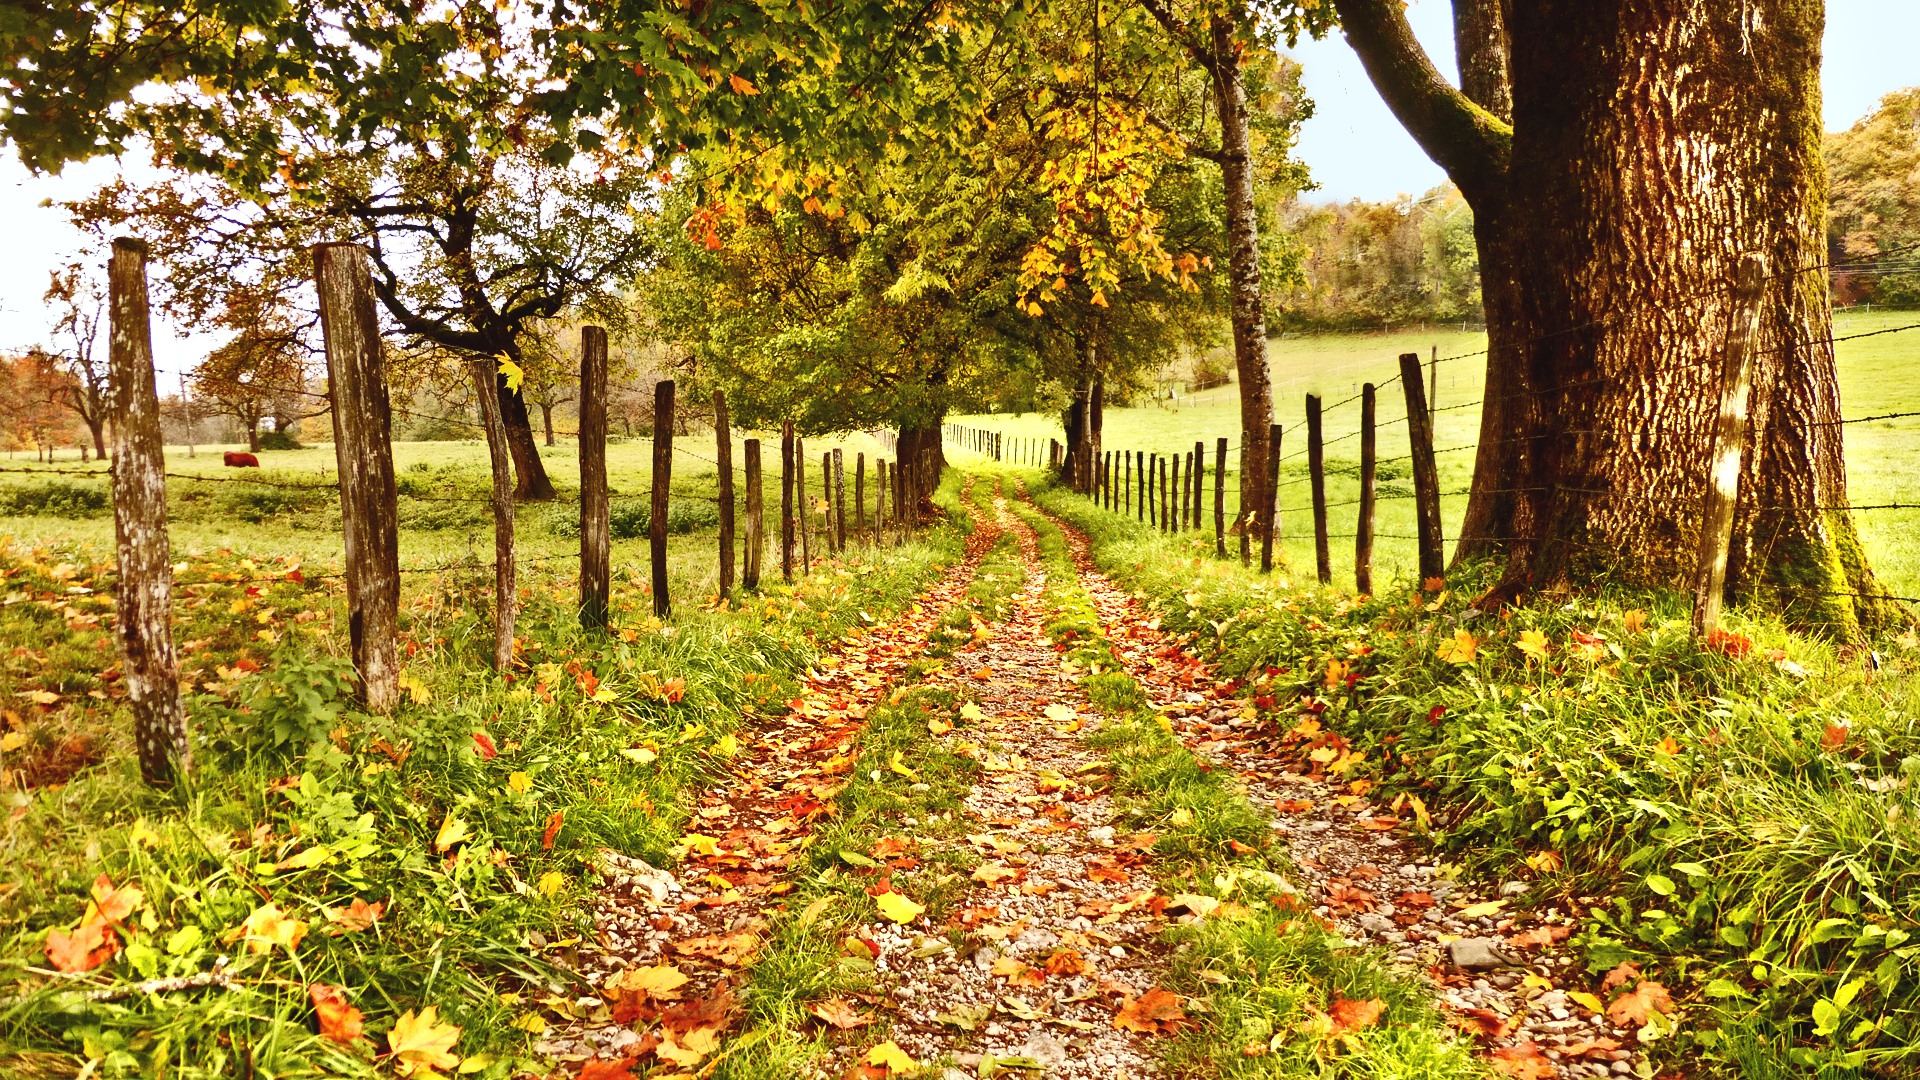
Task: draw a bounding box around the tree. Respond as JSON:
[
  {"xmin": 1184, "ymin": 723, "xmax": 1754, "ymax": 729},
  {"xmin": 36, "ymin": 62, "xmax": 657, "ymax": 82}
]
[
  {"xmin": 1329, "ymin": 0, "xmax": 1890, "ymax": 635},
  {"xmin": 68, "ymin": 139, "xmax": 652, "ymax": 499},
  {"xmin": 1825, "ymin": 87, "xmax": 1920, "ymax": 308},
  {"xmin": 41, "ymin": 264, "xmax": 113, "ymax": 460},
  {"xmin": 0, "ymin": 351, "xmax": 84, "ymax": 460},
  {"xmin": 1275, "ymin": 184, "xmax": 1481, "ymax": 330},
  {"xmin": 191, "ymin": 294, "xmax": 327, "ymax": 452}
]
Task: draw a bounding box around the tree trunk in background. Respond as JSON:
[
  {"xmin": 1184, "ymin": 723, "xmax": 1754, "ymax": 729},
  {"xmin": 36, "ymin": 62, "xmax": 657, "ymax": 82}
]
[
  {"xmin": 493, "ymin": 350, "xmax": 554, "ymax": 501},
  {"xmin": 1208, "ymin": 14, "xmax": 1276, "ymax": 550},
  {"xmin": 1090, "ymin": 374, "xmax": 1105, "ymax": 489},
  {"xmin": 247, "ymin": 423, "xmax": 261, "ymax": 453},
  {"xmin": 540, "ymin": 402, "xmax": 555, "ymax": 447},
  {"xmin": 895, "ymin": 420, "xmax": 945, "ymax": 514},
  {"xmin": 1336, "ymin": 0, "xmax": 1891, "ymax": 637}
]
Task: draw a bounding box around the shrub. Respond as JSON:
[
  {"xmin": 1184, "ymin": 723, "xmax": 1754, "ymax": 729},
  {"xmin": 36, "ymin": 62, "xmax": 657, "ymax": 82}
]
[{"xmin": 0, "ymin": 481, "xmax": 110, "ymax": 517}]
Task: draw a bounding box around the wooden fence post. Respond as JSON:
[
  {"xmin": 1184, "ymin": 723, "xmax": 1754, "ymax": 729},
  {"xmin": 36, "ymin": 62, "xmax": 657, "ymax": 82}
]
[
  {"xmin": 819, "ymin": 450, "xmax": 834, "ymax": 555},
  {"xmin": 1170, "ymin": 454, "xmax": 1182, "ymax": 533},
  {"xmin": 1214, "ymin": 437, "xmax": 1227, "ymax": 558},
  {"xmin": 875, "ymin": 459, "xmax": 888, "ymax": 540},
  {"xmin": 797, "ymin": 436, "xmax": 813, "ymax": 567},
  {"xmin": 1159, "ymin": 456, "xmax": 1170, "ymax": 534},
  {"xmin": 1260, "ymin": 424, "xmax": 1282, "ymax": 574},
  {"xmin": 1136, "ymin": 451, "xmax": 1147, "ymax": 522},
  {"xmin": 1428, "ymin": 345, "xmax": 1439, "ymax": 424},
  {"xmin": 833, "ymin": 448, "xmax": 847, "ymax": 553},
  {"xmin": 107, "ymin": 238, "xmax": 188, "ymax": 784},
  {"xmin": 743, "ymin": 439, "xmax": 763, "ymax": 589},
  {"xmin": 904, "ymin": 459, "xmax": 917, "ymax": 541},
  {"xmin": 1357, "ymin": 383, "xmax": 1377, "ymax": 595},
  {"xmin": 781, "ymin": 422, "xmax": 795, "ymax": 582},
  {"xmin": 1307, "ymin": 394, "xmax": 1331, "ymax": 584},
  {"xmin": 1239, "ymin": 441, "xmax": 1252, "ymax": 567},
  {"xmin": 651, "ymin": 380, "xmax": 674, "ymax": 617},
  {"xmin": 1123, "ymin": 451, "xmax": 1132, "ymax": 514},
  {"xmin": 313, "ymin": 241, "xmax": 400, "ymax": 714},
  {"xmin": 1399, "ymin": 352, "xmax": 1445, "ymax": 582},
  {"xmin": 1182, "ymin": 440, "xmax": 1198, "ymax": 526},
  {"xmin": 855, "ymin": 453, "xmax": 867, "ymax": 539},
  {"xmin": 468, "ymin": 358, "xmax": 517, "ymax": 670},
  {"xmin": 578, "ymin": 326, "xmax": 610, "ymax": 629},
  {"xmin": 1692, "ymin": 253, "xmax": 1769, "ymax": 638},
  {"xmin": 714, "ymin": 390, "xmax": 735, "ymax": 596}
]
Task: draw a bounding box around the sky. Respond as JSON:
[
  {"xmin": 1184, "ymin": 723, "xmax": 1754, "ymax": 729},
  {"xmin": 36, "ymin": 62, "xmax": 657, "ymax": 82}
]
[{"xmin": 2, "ymin": 0, "xmax": 1917, "ymax": 377}]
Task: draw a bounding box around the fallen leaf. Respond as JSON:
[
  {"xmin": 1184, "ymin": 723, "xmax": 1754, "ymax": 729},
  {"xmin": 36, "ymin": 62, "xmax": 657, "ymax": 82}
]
[
  {"xmin": 972, "ymin": 666, "xmax": 994, "ymax": 681},
  {"xmin": 1489, "ymin": 1042, "xmax": 1557, "ymax": 1079},
  {"xmin": 1328, "ymin": 997, "xmax": 1385, "ymax": 1034},
  {"xmin": 576, "ymin": 1057, "xmax": 639, "ymax": 1080},
  {"xmin": 234, "ymin": 902, "xmax": 308, "ymax": 954},
  {"xmin": 542, "ymin": 811, "xmax": 565, "ymax": 850},
  {"xmin": 1455, "ymin": 899, "xmax": 1505, "ymax": 919},
  {"xmin": 310, "ymin": 983, "xmax": 363, "ymax": 1044},
  {"xmin": 387, "ymin": 1005, "xmax": 461, "ymax": 1076},
  {"xmin": 1601, "ymin": 962, "xmax": 1641, "ymax": 993},
  {"xmin": 656, "ymin": 1024, "xmax": 721, "ymax": 1066},
  {"xmin": 610, "ymin": 963, "xmax": 690, "ymax": 1000},
  {"xmin": 1451, "ymin": 1007, "xmax": 1508, "ymax": 1040},
  {"xmin": 471, "ymin": 732, "xmax": 497, "ymax": 759},
  {"xmin": 1044, "ymin": 949, "xmax": 1087, "ymax": 976},
  {"xmin": 874, "ymin": 892, "xmax": 925, "ymax": 924},
  {"xmin": 1114, "ymin": 988, "xmax": 1186, "ymax": 1034},
  {"xmin": 808, "ymin": 996, "xmax": 874, "ymax": 1029},
  {"xmin": 1436, "ymin": 628, "xmax": 1477, "ymax": 664},
  {"xmin": 1822, "ymin": 723, "xmax": 1849, "ymax": 750},
  {"xmin": 1655, "ymin": 736, "xmax": 1680, "ymax": 755},
  {"xmin": 1567, "ymin": 990, "xmax": 1606, "ymax": 1014},
  {"xmin": 1515, "ymin": 629, "xmax": 1550, "ymax": 662},
  {"xmin": 866, "ymin": 1039, "xmax": 919, "ymax": 1073},
  {"xmin": 44, "ymin": 920, "xmax": 115, "ymax": 973},
  {"xmin": 325, "ymin": 897, "xmax": 385, "ymax": 933},
  {"xmin": 433, "ymin": 813, "xmax": 471, "ymax": 853},
  {"xmin": 1606, "ymin": 980, "xmax": 1674, "ymax": 1025},
  {"xmin": 1507, "ymin": 924, "xmax": 1573, "ymax": 950},
  {"xmin": 887, "ymin": 750, "xmax": 917, "ymax": 779}
]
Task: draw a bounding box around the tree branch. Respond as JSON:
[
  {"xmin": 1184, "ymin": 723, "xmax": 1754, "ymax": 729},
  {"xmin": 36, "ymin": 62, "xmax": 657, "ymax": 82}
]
[{"xmin": 1329, "ymin": 0, "xmax": 1511, "ymax": 200}]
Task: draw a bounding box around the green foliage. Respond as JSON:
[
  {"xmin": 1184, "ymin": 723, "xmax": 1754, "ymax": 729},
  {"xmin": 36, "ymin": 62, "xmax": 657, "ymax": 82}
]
[
  {"xmin": 0, "ymin": 481, "xmax": 109, "ymax": 518},
  {"xmin": 1274, "ymin": 183, "xmax": 1483, "ymax": 330},
  {"xmin": 1826, "ymin": 87, "xmax": 1920, "ymax": 308}
]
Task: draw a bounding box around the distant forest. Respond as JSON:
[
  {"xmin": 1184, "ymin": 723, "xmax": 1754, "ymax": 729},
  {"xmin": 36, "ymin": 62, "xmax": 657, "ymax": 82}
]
[{"xmin": 1270, "ymin": 85, "xmax": 1919, "ymax": 331}]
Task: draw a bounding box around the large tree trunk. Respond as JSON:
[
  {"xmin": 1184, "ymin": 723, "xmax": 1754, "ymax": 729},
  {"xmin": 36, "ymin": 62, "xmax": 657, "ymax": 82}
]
[
  {"xmin": 88, "ymin": 418, "xmax": 107, "ymax": 460},
  {"xmin": 895, "ymin": 418, "xmax": 945, "ymax": 517},
  {"xmin": 495, "ymin": 365, "xmax": 555, "ymax": 501},
  {"xmin": 1337, "ymin": 0, "xmax": 1892, "ymax": 638},
  {"xmin": 1208, "ymin": 14, "xmax": 1276, "ymax": 548}
]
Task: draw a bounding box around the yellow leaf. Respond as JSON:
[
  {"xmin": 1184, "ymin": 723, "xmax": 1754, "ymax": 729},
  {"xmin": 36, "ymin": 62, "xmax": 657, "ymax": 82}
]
[
  {"xmin": 613, "ymin": 963, "xmax": 690, "ymax": 998},
  {"xmin": 236, "ymin": 902, "xmax": 308, "ymax": 954},
  {"xmin": 399, "ymin": 671, "xmax": 433, "ymax": 705},
  {"xmin": 495, "ymin": 355, "xmax": 524, "ymax": 395},
  {"xmin": 507, "ymin": 771, "xmax": 532, "ymax": 794},
  {"xmin": 0, "ymin": 731, "xmax": 24, "ymax": 752},
  {"xmin": 658, "ymin": 1024, "xmax": 722, "ymax": 1066},
  {"xmin": 387, "ymin": 1005, "xmax": 462, "ymax": 1076},
  {"xmin": 888, "ymin": 750, "xmax": 917, "ymax": 779},
  {"xmin": 22, "ymin": 690, "xmax": 57, "ymax": 705},
  {"xmin": 675, "ymin": 833, "xmax": 721, "ymax": 858},
  {"xmin": 927, "ymin": 717, "xmax": 953, "ymax": 735},
  {"xmin": 874, "ymin": 891, "xmax": 925, "ymax": 924},
  {"xmin": 433, "ymin": 813, "xmax": 471, "ymax": 853},
  {"xmin": 1515, "ymin": 629, "xmax": 1550, "ymax": 662},
  {"xmin": 1043, "ymin": 703, "xmax": 1076, "ymax": 723},
  {"xmin": 1567, "ymin": 990, "xmax": 1606, "ymax": 1014},
  {"xmin": 728, "ymin": 73, "xmax": 760, "ymax": 95},
  {"xmin": 127, "ymin": 819, "xmax": 162, "ymax": 848},
  {"xmin": 866, "ymin": 1039, "xmax": 918, "ymax": 1073},
  {"xmin": 620, "ymin": 746, "xmax": 658, "ymax": 765},
  {"xmin": 1656, "ymin": 736, "xmax": 1680, "ymax": 755},
  {"xmin": 536, "ymin": 871, "xmax": 566, "ymax": 896},
  {"xmin": 1169, "ymin": 807, "xmax": 1193, "ymax": 826},
  {"xmin": 1455, "ymin": 899, "xmax": 1506, "ymax": 919},
  {"xmin": 511, "ymin": 1012, "xmax": 545, "ymax": 1034},
  {"xmin": 714, "ymin": 733, "xmax": 739, "ymax": 757},
  {"xmin": 959, "ymin": 703, "xmax": 985, "ymax": 721},
  {"xmin": 589, "ymin": 686, "xmax": 619, "ymax": 703},
  {"xmin": 1437, "ymin": 629, "xmax": 1478, "ymax": 664}
]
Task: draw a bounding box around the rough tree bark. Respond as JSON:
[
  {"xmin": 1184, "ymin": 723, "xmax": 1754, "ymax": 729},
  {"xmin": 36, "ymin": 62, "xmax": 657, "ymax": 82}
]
[
  {"xmin": 895, "ymin": 419, "xmax": 946, "ymax": 516},
  {"xmin": 1333, "ymin": 0, "xmax": 1891, "ymax": 637}
]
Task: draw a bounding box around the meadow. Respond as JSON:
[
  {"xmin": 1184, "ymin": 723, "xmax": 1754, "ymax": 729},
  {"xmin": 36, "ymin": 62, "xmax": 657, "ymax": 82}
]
[{"xmin": 953, "ymin": 311, "xmax": 1920, "ymax": 600}]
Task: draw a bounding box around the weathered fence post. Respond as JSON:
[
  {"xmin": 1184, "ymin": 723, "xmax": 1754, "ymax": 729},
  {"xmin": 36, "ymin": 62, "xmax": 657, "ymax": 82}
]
[
  {"xmin": 1239, "ymin": 441, "xmax": 1253, "ymax": 567},
  {"xmin": 1170, "ymin": 454, "xmax": 1182, "ymax": 533},
  {"xmin": 468, "ymin": 358, "xmax": 517, "ymax": 670},
  {"xmin": 1428, "ymin": 345, "xmax": 1439, "ymax": 424},
  {"xmin": 578, "ymin": 327, "xmax": 610, "ymax": 629},
  {"xmin": 1190, "ymin": 441, "xmax": 1203, "ymax": 529},
  {"xmin": 1692, "ymin": 253, "xmax": 1769, "ymax": 638},
  {"xmin": 855, "ymin": 453, "xmax": 867, "ymax": 539},
  {"xmin": 1357, "ymin": 383, "xmax": 1377, "ymax": 595},
  {"xmin": 819, "ymin": 450, "xmax": 834, "ymax": 555},
  {"xmin": 797, "ymin": 436, "xmax": 813, "ymax": 567},
  {"xmin": 1123, "ymin": 451, "xmax": 1132, "ymax": 515},
  {"xmin": 743, "ymin": 439, "xmax": 763, "ymax": 590},
  {"xmin": 1159, "ymin": 456, "xmax": 1170, "ymax": 534},
  {"xmin": 904, "ymin": 459, "xmax": 917, "ymax": 541},
  {"xmin": 833, "ymin": 448, "xmax": 847, "ymax": 553},
  {"xmin": 1306, "ymin": 394, "xmax": 1331, "ymax": 584},
  {"xmin": 1399, "ymin": 352, "xmax": 1445, "ymax": 582},
  {"xmin": 1261, "ymin": 424, "xmax": 1282, "ymax": 574},
  {"xmin": 875, "ymin": 459, "xmax": 889, "ymax": 541},
  {"xmin": 650, "ymin": 380, "xmax": 674, "ymax": 617},
  {"xmin": 781, "ymin": 422, "xmax": 795, "ymax": 581},
  {"xmin": 714, "ymin": 390, "xmax": 735, "ymax": 596},
  {"xmin": 107, "ymin": 238, "xmax": 188, "ymax": 784},
  {"xmin": 1214, "ymin": 438, "xmax": 1227, "ymax": 558},
  {"xmin": 1136, "ymin": 451, "xmax": 1147, "ymax": 522},
  {"xmin": 314, "ymin": 241, "xmax": 400, "ymax": 714}
]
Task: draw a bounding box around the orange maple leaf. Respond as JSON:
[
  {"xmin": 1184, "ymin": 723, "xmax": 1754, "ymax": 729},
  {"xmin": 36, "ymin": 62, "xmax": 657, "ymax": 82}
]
[
  {"xmin": 1327, "ymin": 997, "xmax": 1385, "ymax": 1034},
  {"xmin": 309, "ymin": 983, "xmax": 364, "ymax": 1044},
  {"xmin": 1114, "ymin": 988, "xmax": 1186, "ymax": 1034},
  {"xmin": 1489, "ymin": 1042, "xmax": 1557, "ymax": 1079},
  {"xmin": 1606, "ymin": 980, "xmax": 1674, "ymax": 1025}
]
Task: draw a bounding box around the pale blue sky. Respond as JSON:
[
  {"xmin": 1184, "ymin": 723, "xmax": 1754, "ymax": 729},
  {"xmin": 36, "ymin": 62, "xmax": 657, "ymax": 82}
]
[
  {"xmin": 1285, "ymin": 0, "xmax": 1920, "ymax": 201},
  {"xmin": 1, "ymin": 1, "xmax": 1916, "ymax": 371}
]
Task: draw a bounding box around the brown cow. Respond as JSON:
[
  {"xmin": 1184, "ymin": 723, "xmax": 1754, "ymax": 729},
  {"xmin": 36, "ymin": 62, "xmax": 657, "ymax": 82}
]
[{"xmin": 223, "ymin": 451, "xmax": 260, "ymax": 468}]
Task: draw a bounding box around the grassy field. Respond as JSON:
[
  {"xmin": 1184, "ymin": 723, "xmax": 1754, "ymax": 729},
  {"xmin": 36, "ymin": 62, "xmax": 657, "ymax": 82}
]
[{"xmin": 955, "ymin": 312, "xmax": 1920, "ymax": 600}]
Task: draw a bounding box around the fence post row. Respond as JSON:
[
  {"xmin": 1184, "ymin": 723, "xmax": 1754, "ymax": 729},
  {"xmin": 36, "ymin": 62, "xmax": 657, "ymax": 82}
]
[
  {"xmin": 743, "ymin": 439, "xmax": 763, "ymax": 590},
  {"xmin": 797, "ymin": 436, "xmax": 812, "ymax": 568},
  {"xmin": 1170, "ymin": 454, "xmax": 1182, "ymax": 534},
  {"xmin": 833, "ymin": 448, "xmax": 848, "ymax": 553},
  {"xmin": 314, "ymin": 241, "xmax": 402, "ymax": 714},
  {"xmin": 781, "ymin": 422, "xmax": 795, "ymax": 582},
  {"xmin": 107, "ymin": 237, "xmax": 189, "ymax": 785},
  {"xmin": 1307, "ymin": 394, "xmax": 1331, "ymax": 585},
  {"xmin": 1691, "ymin": 253, "xmax": 1769, "ymax": 637},
  {"xmin": 1192, "ymin": 440, "xmax": 1204, "ymax": 530},
  {"xmin": 1260, "ymin": 424, "xmax": 1281, "ymax": 574},
  {"xmin": 578, "ymin": 327, "xmax": 611, "ymax": 629},
  {"xmin": 650, "ymin": 381, "xmax": 674, "ymax": 617},
  {"xmin": 1398, "ymin": 352, "xmax": 1445, "ymax": 582},
  {"xmin": 820, "ymin": 450, "xmax": 834, "ymax": 555},
  {"xmin": 468, "ymin": 357, "xmax": 516, "ymax": 670},
  {"xmin": 714, "ymin": 390, "xmax": 735, "ymax": 596},
  {"xmin": 1356, "ymin": 383, "xmax": 1377, "ymax": 596}
]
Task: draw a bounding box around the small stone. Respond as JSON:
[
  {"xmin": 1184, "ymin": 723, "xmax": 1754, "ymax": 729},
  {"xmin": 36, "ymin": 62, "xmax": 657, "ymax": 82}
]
[
  {"xmin": 1018, "ymin": 1031, "xmax": 1070, "ymax": 1067},
  {"xmin": 974, "ymin": 946, "xmax": 1001, "ymax": 972},
  {"xmin": 1611, "ymin": 1062, "xmax": 1632, "ymax": 1075},
  {"xmin": 1448, "ymin": 937, "xmax": 1518, "ymax": 971},
  {"xmin": 1109, "ymin": 945, "xmax": 1127, "ymax": 957},
  {"xmin": 1501, "ymin": 880, "xmax": 1530, "ymax": 897}
]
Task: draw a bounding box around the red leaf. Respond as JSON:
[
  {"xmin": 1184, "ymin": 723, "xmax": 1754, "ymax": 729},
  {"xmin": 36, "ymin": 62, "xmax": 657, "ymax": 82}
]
[
  {"xmin": 542, "ymin": 811, "xmax": 565, "ymax": 851},
  {"xmin": 472, "ymin": 732, "xmax": 498, "ymax": 760}
]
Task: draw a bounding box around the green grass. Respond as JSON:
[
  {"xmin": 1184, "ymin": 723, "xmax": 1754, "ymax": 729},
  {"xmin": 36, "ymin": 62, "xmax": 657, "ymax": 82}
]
[
  {"xmin": 955, "ymin": 314, "xmax": 1920, "ymax": 598},
  {"xmin": 0, "ymin": 436, "xmax": 959, "ymax": 1079},
  {"xmin": 1033, "ymin": 470, "xmax": 1920, "ymax": 1077}
]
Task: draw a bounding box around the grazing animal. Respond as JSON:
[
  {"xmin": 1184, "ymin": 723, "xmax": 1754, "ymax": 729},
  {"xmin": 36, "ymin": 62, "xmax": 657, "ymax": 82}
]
[{"xmin": 223, "ymin": 451, "xmax": 261, "ymax": 468}]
